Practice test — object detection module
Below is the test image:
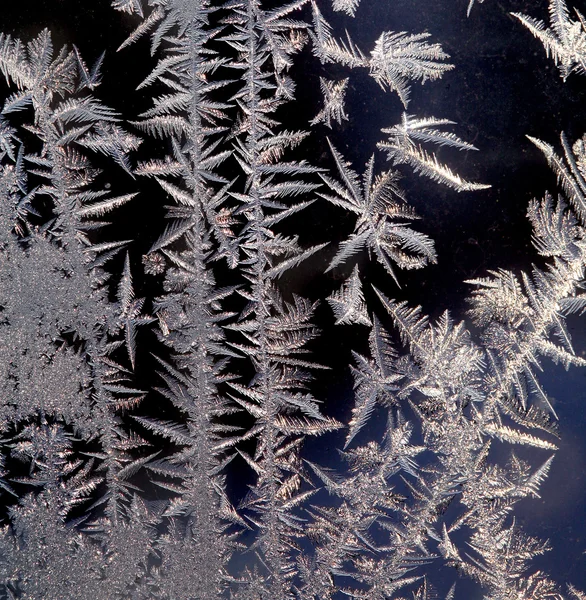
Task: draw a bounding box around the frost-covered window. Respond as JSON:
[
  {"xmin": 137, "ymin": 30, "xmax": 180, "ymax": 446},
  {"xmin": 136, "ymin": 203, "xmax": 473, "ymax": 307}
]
[{"xmin": 0, "ymin": 0, "xmax": 585, "ymax": 598}]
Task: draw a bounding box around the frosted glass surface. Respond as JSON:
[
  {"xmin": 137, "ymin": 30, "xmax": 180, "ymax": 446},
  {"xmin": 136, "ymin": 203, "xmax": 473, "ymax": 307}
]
[{"xmin": 0, "ymin": 1, "xmax": 585, "ymax": 598}]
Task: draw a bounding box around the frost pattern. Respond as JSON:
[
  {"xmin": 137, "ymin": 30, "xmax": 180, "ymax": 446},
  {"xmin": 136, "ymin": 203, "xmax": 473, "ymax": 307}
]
[
  {"xmin": 513, "ymin": 0, "xmax": 586, "ymax": 80},
  {"xmin": 0, "ymin": 1, "xmax": 583, "ymax": 599}
]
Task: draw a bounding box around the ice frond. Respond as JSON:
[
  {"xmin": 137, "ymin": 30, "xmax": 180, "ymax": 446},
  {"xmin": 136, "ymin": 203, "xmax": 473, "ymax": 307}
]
[
  {"xmin": 379, "ymin": 113, "xmax": 491, "ymax": 191},
  {"xmin": 527, "ymin": 193, "xmax": 586, "ymax": 261},
  {"xmin": 369, "ymin": 32, "xmax": 453, "ymax": 106},
  {"xmin": 52, "ymin": 96, "xmax": 120, "ymax": 124},
  {"xmin": 310, "ymin": 77, "xmax": 349, "ymax": 128},
  {"xmin": 73, "ymin": 45, "xmax": 104, "ymax": 91},
  {"xmin": 320, "ymin": 29, "xmax": 452, "ymax": 107},
  {"xmin": 0, "ymin": 29, "xmax": 77, "ymax": 98},
  {"xmin": 332, "ymin": 0, "xmax": 360, "ymax": 17},
  {"xmin": 0, "ymin": 116, "xmax": 18, "ymax": 161},
  {"xmin": 77, "ymin": 123, "xmax": 142, "ymax": 175},
  {"xmin": 117, "ymin": 7, "xmax": 165, "ymax": 51},
  {"xmin": 460, "ymin": 518, "xmax": 563, "ymax": 600},
  {"xmin": 111, "ymin": 0, "xmax": 145, "ymax": 17},
  {"xmin": 467, "ymin": 0, "xmax": 485, "ymax": 17},
  {"xmin": 390, "ymin": 114, "xmax": 479, "ymax": 151},
  {"xmin": 513, "ymin": 0, "xmax": 586, "ymax": 80},
  {"xmin": 267, "ymin": 241, "xmax": 328, "ymax": 279},
  {"xmin": 483, "ymin": 423, "xmax": 558, "ymax": 450},
  {"xmin": 467, "ymin": 269, "xmax": 528, "ymax": 327},
  {"xmin": 569, "ymin": 585, "xmax": 586, "ymax": 600},
  {"xmin": 321, "ymin": 143, "xmax": 436, "ymax": 282},
  {"xmin": 528, "ymin": 132, "xmax": 586, "ymax": 223},
  {"xmin": 374, "ymin": 290, "xmax": 429, "ymax": 352},
  {"xmin": 310, "ymin": 1, "xmax": 333, "ymax": 62},
  {"xmin": 346, "ymin": 340, "xmax": 401, "ymax": 447},
  {"xmin": 327, "ymin": 265, "xmax": 372, "ymax": 326}
]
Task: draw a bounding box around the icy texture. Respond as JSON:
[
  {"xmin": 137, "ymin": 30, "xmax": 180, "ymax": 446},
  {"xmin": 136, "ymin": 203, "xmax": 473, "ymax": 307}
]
[{"xmin": 0, "ymin": 0, "xmax": 583, "ymax": 598}]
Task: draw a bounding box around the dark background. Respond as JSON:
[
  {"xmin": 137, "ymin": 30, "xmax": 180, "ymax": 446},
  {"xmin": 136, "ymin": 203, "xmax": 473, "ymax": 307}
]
[{"xmin": 2, "ymin": 0, "xmax": 586, "ymax": 592}]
